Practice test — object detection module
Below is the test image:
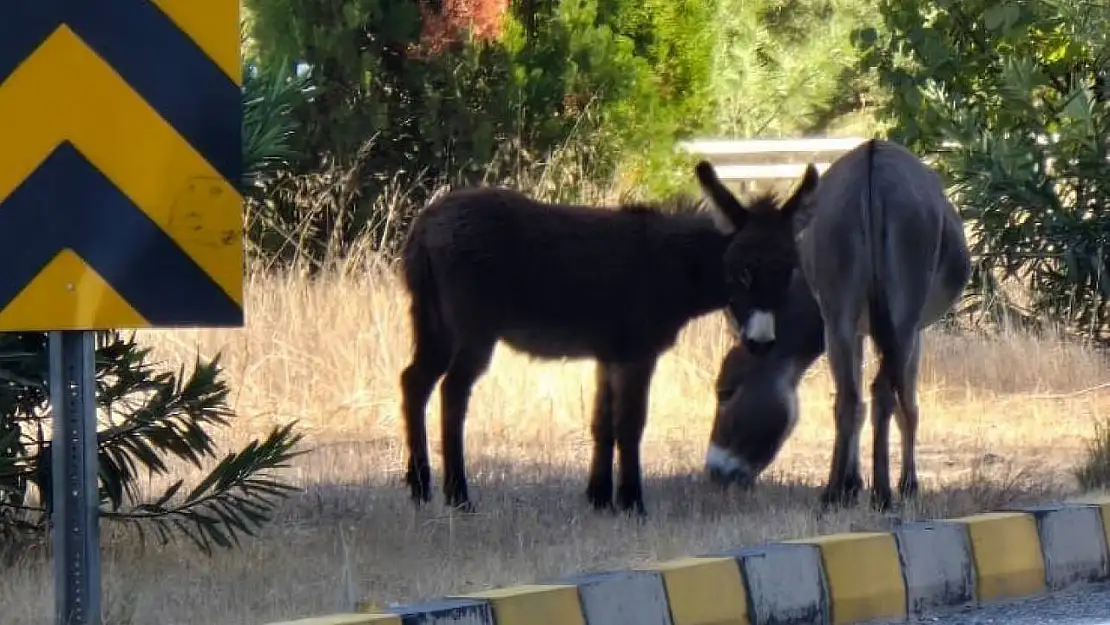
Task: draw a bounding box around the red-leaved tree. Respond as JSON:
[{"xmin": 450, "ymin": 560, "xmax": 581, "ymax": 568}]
[{"xmin": 415, "ymin": 0, "xmax": 509, "ymax": 56}]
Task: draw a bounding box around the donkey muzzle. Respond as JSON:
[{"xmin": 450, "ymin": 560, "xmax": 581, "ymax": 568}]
[
  {"xmin": 740, "ymin": 309, "xmax": 775, "ymax": 355},
  {"xmin": 705, "ymin": 444, "xmax": 757, "ymax": 488}
]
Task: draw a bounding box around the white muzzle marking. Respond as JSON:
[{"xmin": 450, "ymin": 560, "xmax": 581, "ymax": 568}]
[
  {"xmin": 744, "ymin": 309, "xmax": 776, "ymax": 343},
  {"xmin": 705, "ymin": 443, "xmax": 753, "ymax": 479}
]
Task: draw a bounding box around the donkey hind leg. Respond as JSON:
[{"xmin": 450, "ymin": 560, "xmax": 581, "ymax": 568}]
[
  {"xmin": 439, "ymin": 339, "xmax": 496, "ymax": 512},
  {"xmin": 868, "ymin": 358, "xmax": 898, "ymax": 512},
  {"xmin": 894, "ymin": 331, "xmax": 924, "ymax": 499},
  {"xmin": 586, "ymin": 363, "xmax": 616, "ymax": 511},
  {"xmin": 820, "ymin": 316, "xmax": 866, "ymax": 509},
  {"xmin": 400, "ymin": 328, "xmax": 451, "ymax": 504},
  {"xmin": 611, "ymin": 358, "xmax": 658, "ymax": 516}
]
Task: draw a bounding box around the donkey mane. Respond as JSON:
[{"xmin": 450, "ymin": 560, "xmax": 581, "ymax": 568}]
[
  {"xmin": 617, "ymin": 193, "xmax": 707, "ymax": 215},
  {"xmin": 742, "ymin": 192, "xmax": 798, "ymax": 216}
]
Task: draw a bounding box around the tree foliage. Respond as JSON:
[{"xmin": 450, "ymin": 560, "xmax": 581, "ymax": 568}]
[
  {"xmin": 711, "ymin": 0, "xmax": 880, "ymax": 138},
  {"xmin": 859, "ymin": 0, "xmax": 1110, "ymax": 338},
  {"xmin": 241, "ymin": 0, "xmax": 719, "ymax": 263}
]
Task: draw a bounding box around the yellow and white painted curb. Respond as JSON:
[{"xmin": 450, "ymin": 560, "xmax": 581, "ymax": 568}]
[{"xmin": 264, "ymin": 494, "xmax": 1110, "ymax": 625}]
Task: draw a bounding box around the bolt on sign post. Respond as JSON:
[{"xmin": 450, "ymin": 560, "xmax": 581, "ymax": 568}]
[{"xmin": 0, "ymin": 3, "xmax": 244, "ymax": 625}]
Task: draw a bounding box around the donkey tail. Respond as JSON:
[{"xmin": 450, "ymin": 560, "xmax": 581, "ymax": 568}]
[
  {"xmin": 400, "ymin": 220, "xmax": 447, "ymax": 352},
  {"xmin": 863, "ymin": 139, "xmax": 905, "ymax": 382}
]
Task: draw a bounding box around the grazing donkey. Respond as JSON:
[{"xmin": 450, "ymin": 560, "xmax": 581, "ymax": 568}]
[
  {"xmin": 705, "ymin": 269, "xmax": 824, "ymax": 489},
  {"xmin": 700, "ymin": 138, "xmax": 972, "ymax": 510},
  {"xmin": 398, "ymin": 173, "xmax": 817, "ymax": 515}
]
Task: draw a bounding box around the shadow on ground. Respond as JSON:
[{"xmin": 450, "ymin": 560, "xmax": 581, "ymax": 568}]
[{"xmin": 30, "ymin": 438, "xmax": 1074, "ymax": 625}]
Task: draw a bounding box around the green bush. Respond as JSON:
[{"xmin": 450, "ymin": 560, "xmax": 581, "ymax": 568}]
[
  {"xmin": 859, "ymin": 0, "xmax": 1110, "ymax": 340},
  {"xmin": 710, "ymin": 0, "xmax": 880, "ymax": 138}
]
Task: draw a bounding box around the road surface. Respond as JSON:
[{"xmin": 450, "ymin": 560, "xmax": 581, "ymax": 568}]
[{"xmin": 871, "ymin": 582, "xmax": 1110, "ymax": 624}]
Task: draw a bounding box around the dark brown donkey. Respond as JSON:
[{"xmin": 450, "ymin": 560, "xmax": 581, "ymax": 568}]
[
  {"xmin": 706, "ymin": 139, "xmax": 972, "ymax": 511},
  {"xmin": 693, "ymin": 162, "xmax": 820, "ymax": 357},
  {"xmin": 398, "ymin": 172, "xmax": 818, "ymax": 515}
]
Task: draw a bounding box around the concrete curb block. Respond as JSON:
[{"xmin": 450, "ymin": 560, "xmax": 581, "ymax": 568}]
[
  {"xmin": 892, "ymin": 520, "xmax": 976, "ymax": 616},
  {"xmin": 953, "ymin": 511, "xmax": 1048, "ymax": 602},
  {"xmin": 1020, "ymin": 503, "xmax": 1110, "ymax": 591},
  {"xmin": 636, "ymin": 556, "xmax": 748, "ymax": 625},
  {"xmin": 789, "ymin": 531, "xmax": 906, "ymax": 624},
  {"xmin": 729, "ymin": 543, "xmax": 829, "ymax": 624},
  {"xmin": 274, "ymin": 495, "xmax": 1110, "ymax": 625},
  {"xmin": 386, "ymin": 598, "xmax": 494, "ymax": 625},
  {"xmin": 458, "ymin": 584, "xmax": 584, "ymax": 625},
  {"xmin": 266, "ymin": 615, "xmax": 400, "ymax": 625},
  {"xmin": 557, "ymin": 570, "xmax": 672, "ymax": 624}
]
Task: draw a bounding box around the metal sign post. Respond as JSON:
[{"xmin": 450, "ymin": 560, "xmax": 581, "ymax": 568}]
[{"xmin": 50, "ymin": 331, "xmax": 100, "ymax": 625}]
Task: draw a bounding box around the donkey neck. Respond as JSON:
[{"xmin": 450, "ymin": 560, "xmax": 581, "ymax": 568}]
[
  {"xmin": 765, "ymin": 275, "xmax": 826, "ymax": 386},
  {"xmin": 679, "ymin": 218, "xmax": 733, "ymax": 314}
]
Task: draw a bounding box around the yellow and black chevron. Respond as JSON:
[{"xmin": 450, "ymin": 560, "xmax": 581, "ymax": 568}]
[{"xmin": 0, "ymin": 1, "xmax": 243, "ymax": 331}]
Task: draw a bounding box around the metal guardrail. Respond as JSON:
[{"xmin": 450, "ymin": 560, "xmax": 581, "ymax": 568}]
[
  {"xmin": 676, "ymin": 137, "xmax": 866, "ymax": 182},
  {"xmin": 678, "ymin": 135, "xmax": 1063, "ymax": 182},
  {"xmin": 677, "ymin": 137, "xmax": 868, "ymax": 156}
]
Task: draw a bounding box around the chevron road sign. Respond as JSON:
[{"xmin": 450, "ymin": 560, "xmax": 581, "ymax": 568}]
[
  {"xmin": 0, "ymin": 1, "xmax": 244, "ymax": 332},
  {"xmin": 0, "ymin": 4, "xmax": 243, "ymax": 625}
]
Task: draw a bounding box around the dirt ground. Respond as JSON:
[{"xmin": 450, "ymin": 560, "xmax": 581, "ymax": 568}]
[{"xmin": 3, "ymin": 265, "xmax": 1108, "ymax": 625}]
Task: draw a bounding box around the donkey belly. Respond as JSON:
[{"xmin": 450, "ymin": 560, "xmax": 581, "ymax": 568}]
[
  {"xmin": 918, "ymin": 271, "xmax": 964, "ymax": 328},
  {"xmin": 499, "ymin": 317, "xmax": 678, "ymax": 363},
  {"xmin": 498, "ymin": 325, "xmax": 603, "ymax": 360}
]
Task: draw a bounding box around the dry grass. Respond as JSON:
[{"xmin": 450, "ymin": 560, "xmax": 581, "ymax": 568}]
[{"xmin": 4, "ymin": 261, "xmax": 1110, "ymax": 625}]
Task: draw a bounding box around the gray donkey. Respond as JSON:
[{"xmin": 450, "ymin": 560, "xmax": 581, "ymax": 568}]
[{"xmin": 697, "ymin": 139, "xmax": 972, "ymax": 510}]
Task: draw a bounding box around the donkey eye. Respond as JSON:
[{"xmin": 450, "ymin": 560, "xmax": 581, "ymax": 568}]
[{"xmin": 735, "ymin": 269, "xmax": 752, "ymax": 287}]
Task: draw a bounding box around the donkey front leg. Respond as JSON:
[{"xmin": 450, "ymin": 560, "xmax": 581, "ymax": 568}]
[{"xmin": 611, "ymin": 358, "xmax": 658, "ymax": 516}]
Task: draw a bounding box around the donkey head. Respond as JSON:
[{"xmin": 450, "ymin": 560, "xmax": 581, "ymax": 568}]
[
  {"xmin": 707, "ymin": 342, "xmax": 799, "ymax": 488},
  {"xmin": 695, "ymin": 160, "xmax": 819, "ymax": 355}
]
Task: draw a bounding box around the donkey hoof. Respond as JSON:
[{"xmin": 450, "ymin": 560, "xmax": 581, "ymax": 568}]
[
  {"xmin": 445, "ymin": 496, "xmax": 477, "ymax": 514},
  {"xmin": 618, "ymin": 500, "xmax": 647, "ymax": 519},
  {"xmin": 405, "ymin": 472, "xmax": 433, "ymax": 503},
  {"xmin": 444, "ymin": 484, "xmax": 474, "ymax": 512},
  {"xmin": 623, "ymin": 506, "xmax": 648, "ymax": 524},
  {"xmin": 898, "ymin": 478, "xmax": 920, "ymax": 499},
  {"xmin": 819, "ymin": 486, "xmax": 857, "ymax": 510},
  {"xmin": 586, "ymin": 492, "xmax": 613, "ymax": 512},
  {"xmin": 616, "ymin": 489, "xmax": 646, "ymax": 517},
  {"xmin": 869, "ymin": 489, "xmax": 893, "ymax": 513},
  {"xmin": 449, "ymin": 501, "xmax": 477, "ymax": 514},
  {"xmin": 586, "ymin": 481, "xmax": 613, "ymax": 511},
  {"xmin": 846, "ymin": 474, "xmax": 864, "ymax": 497},
  {"xmin": 409, "ymin": 486, "xmax": 433, "ymax": 504}
]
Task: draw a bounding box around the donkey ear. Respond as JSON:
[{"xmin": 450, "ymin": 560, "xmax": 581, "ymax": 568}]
[
  {"xmin": 694, "ymin": 160, "xmax": 748, "ymax": 234},
  {"xmin": 781, "ymin": 163, "xmax": 820, "ymax": 229}
]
